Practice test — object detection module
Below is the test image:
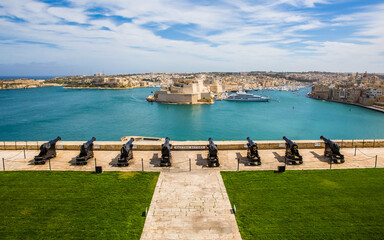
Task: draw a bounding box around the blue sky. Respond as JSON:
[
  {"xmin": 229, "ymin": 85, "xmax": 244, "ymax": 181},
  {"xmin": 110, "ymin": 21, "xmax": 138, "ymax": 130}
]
[{"xmin": 0, "ymin": 0, "xmax": 383, "ymax": 75}]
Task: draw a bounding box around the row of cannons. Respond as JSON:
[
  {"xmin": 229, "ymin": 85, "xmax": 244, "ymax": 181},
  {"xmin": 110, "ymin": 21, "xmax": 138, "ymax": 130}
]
[
  {"xmin": 33, "ymin": 136, "xmax": 345, "ymax": 166},
  {"xmin": 280, "ymin": 136, "xmax": 344, "ymax": 165}
]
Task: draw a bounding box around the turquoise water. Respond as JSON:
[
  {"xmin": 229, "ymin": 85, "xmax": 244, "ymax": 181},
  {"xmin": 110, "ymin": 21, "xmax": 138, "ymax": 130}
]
[{"xmin": 0, "ymin": 87, "xmax": 383, "ymax": 141}]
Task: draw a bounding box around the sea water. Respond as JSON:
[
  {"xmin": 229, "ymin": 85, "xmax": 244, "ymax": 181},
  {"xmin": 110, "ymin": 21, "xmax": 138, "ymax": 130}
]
[{"xmin": 0, "ymin": 87, "xmax": 383, "ymax": 141}]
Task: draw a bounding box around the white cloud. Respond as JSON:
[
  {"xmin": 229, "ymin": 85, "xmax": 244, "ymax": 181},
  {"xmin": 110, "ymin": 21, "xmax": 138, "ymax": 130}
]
[
  {"xmin": 0, "ymin": 0, "xmax": 383, "ymax": 74},
  {"xmin": 276, "ymin": 0, "xmax": 328, "ymax": 8},
  {"xmin": 47, "ymin": 7, "xmax": 88, "ymax": 23}
]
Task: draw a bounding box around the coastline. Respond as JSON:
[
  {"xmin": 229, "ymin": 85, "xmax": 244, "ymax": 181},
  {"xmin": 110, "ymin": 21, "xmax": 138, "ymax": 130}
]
[
  {"xmin": 153, "ymin": 101, "xmax": 214, "ymax": 105},
  {"xmin": 0, "ymin": 84, "xmax": 62, "ymax": 90},
  {"xmin": 63, "ymin": 86, "xmax": 144, "ymax": 90},
  {"xmin": 308, "ymin": 96, "xmax": 384, "ymax": 113}
]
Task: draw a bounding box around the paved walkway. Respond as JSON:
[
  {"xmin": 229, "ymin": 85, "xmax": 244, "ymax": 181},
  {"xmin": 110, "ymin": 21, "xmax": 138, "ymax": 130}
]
[{"xmin": 140, "ymin": 171, "xmax": 242, "ymax": 240}]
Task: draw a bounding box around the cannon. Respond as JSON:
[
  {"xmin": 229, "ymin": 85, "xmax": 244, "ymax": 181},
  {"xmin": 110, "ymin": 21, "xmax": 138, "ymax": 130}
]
[
  {"xmin": 34, "ymin": 136, "xmax": 61, "ymax": 164},
  {"xmin": 207, "ymin": 138, "xmax": 220, "ymax": 167},
  {"xmin": 320, "ymin": 136, "xmax": 345, "ymax": 164},
  {"xmin": 76, "ymin": 137, "xmax": 96, "ymax": 165},
  {"xmin": 283, "ymin": 136, "xmax": 303, "ymax": 164},
  {"xmin": 117, "ymin": 138, "xmax": 134, "ymax": 167},
  {"xmin": 160, "ymin": 137, "xmax": 172, "ymax": 167},
  {"xmin": 246, "ymin": 137, "xmax": 261, "ymax": 165}
]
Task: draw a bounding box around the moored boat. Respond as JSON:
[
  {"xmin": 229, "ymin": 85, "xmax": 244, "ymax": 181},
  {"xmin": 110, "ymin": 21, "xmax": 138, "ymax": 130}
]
[{"xmin": 224, "ymin": 90, "xmax": 269, "ymax": 102}]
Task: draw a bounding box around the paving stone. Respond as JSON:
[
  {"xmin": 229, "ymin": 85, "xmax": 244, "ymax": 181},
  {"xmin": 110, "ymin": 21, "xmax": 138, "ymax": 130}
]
[{"xmin": 140, "ymin": 171, "xmax": 242, "ymax": 240}]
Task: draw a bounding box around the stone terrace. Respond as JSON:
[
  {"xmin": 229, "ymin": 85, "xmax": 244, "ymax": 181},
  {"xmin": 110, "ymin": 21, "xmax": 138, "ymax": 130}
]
[{"xmin": 1, "ymin": 148, "xmax": 383, "ymax": 171}]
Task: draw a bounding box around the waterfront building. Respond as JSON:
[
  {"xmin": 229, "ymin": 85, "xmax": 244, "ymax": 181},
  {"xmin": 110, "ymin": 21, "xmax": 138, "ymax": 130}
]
[{"xmin": 149, "ymin": 78, "xmax": 213, "ymax": 104}]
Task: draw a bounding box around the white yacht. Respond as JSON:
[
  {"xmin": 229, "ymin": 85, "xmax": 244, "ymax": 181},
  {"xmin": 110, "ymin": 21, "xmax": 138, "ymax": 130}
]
[{"xmin": 224, "ymin": 90, "xmax": 269, "ymax": 102}]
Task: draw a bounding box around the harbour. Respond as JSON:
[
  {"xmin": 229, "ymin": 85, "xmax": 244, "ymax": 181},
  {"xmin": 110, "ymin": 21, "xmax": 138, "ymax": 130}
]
[{"xmin": 0, "ymin": 86, "xmax": 383, "ymax": 141}]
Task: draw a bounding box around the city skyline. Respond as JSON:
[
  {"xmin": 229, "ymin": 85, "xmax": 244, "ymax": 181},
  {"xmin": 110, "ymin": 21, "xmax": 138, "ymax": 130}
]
[{"xmin": 0, "ymin": 0, "xmax": 384, "ymax": 76}]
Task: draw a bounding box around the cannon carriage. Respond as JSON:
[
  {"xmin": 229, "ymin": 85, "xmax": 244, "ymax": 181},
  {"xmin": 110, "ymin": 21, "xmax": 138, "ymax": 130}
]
[
  {"xmin": 117, "ymin": 138, "xmax": 134, "ymax": 167},
  {"xmin": 207, "ymin": 138, "xmax": 220, "ymax": 167},
  {"xmin": 75, "ymin": 137, "xmax": 96, "ymax": 165},
  {"xmin": 283, "ymin": 136, "xmax": 303, "ymax": 165},
  {"xmin": 246, "ymin": 137, "xmax": 261, "ymax": 165},
  {"xmin": 34, "ymin": 136, "xmax": 61, "ymax": 164},
  {"xmin": 320, "ymin": 136, "xmax": 345, "ymax": 164},
  {"xmin": 160, "ymin": 137, "xmax": 172, "ymax": 167}
]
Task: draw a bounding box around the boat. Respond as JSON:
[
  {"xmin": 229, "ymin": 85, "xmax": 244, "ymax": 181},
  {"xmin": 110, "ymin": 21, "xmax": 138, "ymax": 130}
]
[{"xmin": 224, "ymin": 90, "xmax": 270, "ymax": 102}]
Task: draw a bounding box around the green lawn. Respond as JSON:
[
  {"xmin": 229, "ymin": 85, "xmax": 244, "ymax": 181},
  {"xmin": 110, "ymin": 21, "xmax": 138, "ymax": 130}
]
[
  {"xmin": 222, "ymin": 169, "xmax": 384, "ymax": 240},
  {"xmin": 0, "ymin": 171, "xmax": 159, "ymax": 239}
]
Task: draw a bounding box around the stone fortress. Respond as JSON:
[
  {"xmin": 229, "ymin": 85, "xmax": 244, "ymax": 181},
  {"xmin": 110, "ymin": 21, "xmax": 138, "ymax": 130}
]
[{"xmin": 147, "ymin": 76, "xmax": 219, "ymax": 104}]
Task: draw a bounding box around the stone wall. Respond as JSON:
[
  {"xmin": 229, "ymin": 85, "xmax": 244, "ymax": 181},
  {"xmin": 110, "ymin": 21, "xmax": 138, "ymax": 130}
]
[{"xmin": 156, "ymin": 91, "xmax": 199, "ymax": 104}]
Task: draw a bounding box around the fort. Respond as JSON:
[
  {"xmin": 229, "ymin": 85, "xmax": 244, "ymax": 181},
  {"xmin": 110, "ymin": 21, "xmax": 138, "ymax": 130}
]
[{"xmin": 147, "ymin": 78, "xmax": 215, "ymax": 104}]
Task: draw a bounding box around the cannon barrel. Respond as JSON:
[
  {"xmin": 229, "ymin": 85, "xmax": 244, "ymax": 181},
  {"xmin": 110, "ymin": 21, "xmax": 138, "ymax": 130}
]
[
  {"xmin": 162, "ymin": 137, "xmax": 171, "ymax": 153},
  {"xmin": 84, "ymin": 137, "xmax": 96, "ymax": 146},
  {"xmin": 164, "ymin": 137, "xmax": 170, "ymax": 146},
  {"xmin": 283, "ymin": 136, "xmax": 294, "ymax": 146},
  {"xmin": 207, "ymin": 138, "xmax": 219, "ymax": 167},
  {"xmin": 247, "ymin": 137, "xmax": 256, "ymax": 146},
  {"xmin": 124, "ymin": 138, "xmax": 134, "ymax": 148},
  {"xmin": 49, "ymin": 136, "xmax": 61, "ymax": 145},
  {"xmin": 320, "ymin": 136, "xmax": 340, "ymax": 152},
  {"xmin": 320, "ymin": 136, "xmax": 337, "ymax": 147},
  {"xmin": 161, "ymin": 137, "xmax": 172, "ymax": 166},
  {"xmin": 320, "ymin": 136, "xmax": 330, "ymax": 142},
  {"xmin": 208, "ymin": 138, "xmax": 218, "ymax": 152}
]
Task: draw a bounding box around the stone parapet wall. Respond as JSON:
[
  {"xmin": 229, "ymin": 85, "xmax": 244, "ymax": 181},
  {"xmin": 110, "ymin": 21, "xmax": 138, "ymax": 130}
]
[{"xmin": 1, "ymin": 139, "xmax": 383, "ymax": 151}]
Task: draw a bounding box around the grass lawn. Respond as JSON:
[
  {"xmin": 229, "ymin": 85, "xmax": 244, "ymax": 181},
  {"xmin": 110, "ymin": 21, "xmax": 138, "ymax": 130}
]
[
  {"xmin": 0, "ymin": 171, "xmax": 159, "ymax": 239},
  {"xmin": 221, "ymin": 169, "xmax": 384, "ymax": 240}
]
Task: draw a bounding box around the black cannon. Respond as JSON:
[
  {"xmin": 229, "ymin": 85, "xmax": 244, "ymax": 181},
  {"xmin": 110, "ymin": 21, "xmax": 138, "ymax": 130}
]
[
  {"xmin": 207, "ymin": 138, "xmax": 220, "ymax": 167},
  {"xmin": 76, "ymin": 137, "xmax": 96, "ymax": 165},
  {"xmin": 160, "ymin": 137, "xmax": 172, "ymax": 167},
  {"xmin": 34, "ymin": 136, "xmax": 61, "ymax": 164},
  {"xmin": 118, "ymin": 138, "xmax": 134, "ymax": 167},
  {"xmin": 283, "ymin": 136, "xmax": 303, "ymax": 164},
  {"xmin": 246, "ymin": 137, "xmax": 261, "ymax": 165},
  {"xmin": 320, "ymin": 136, "xmax": 345, "ymax": 164}
]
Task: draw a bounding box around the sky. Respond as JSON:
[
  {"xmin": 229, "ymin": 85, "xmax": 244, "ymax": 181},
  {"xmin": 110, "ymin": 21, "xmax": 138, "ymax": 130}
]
[{"xmin": 0, "ymin": 0, "xmax": 384, "ymax": 76}]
